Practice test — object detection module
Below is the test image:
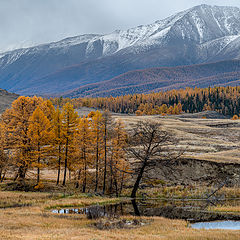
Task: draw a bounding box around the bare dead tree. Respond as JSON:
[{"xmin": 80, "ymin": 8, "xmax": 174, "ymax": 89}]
[{"xmin": 126, "ymin": 121, "xmax": 182, "ymax": 198}]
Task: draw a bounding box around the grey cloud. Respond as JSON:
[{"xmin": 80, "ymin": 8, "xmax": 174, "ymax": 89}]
[{"xmin": 1, "ymin": 0, "xmax": 240, "ymax": 52}]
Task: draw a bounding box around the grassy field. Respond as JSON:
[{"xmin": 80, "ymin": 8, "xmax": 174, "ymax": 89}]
[
  {"xmin": 114, "ymin": 114, "xmax": 240, "ymax": 164},
  {"xmin": 1, "ymin": 191, "xmax": 240, "ymax": 240},
  {"xmin": 1, "ymin": 114, "xmax": 240, "ymax": 239}
]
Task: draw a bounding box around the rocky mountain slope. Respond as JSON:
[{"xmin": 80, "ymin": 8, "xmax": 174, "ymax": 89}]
[
  {"xmin": 0, "ymin": 89, "xmax": 18, "ymax": 113},
  {"xmin": 1, "ymin": 4, "xmax": 240, "ymax": 96}
]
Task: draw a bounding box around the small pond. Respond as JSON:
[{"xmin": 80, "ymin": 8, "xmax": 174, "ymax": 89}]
[
  {"xmin": 52, "ymin": 199, "xmax": 240, "ymax": 229},
  {"xmin": 192, "ymin": 221, "xmax": 240, "ymax": 230}
]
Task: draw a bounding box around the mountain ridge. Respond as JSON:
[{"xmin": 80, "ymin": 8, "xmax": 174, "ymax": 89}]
[{"xmin": 1, "ymin": 4, "xmax": 240, "ymax": 96}]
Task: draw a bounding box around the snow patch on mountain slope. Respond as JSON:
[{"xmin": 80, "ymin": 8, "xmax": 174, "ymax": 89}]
[
  {"xmin": 0, "ymin": 49, "xmax": 30, "ymax": 67},
  {"xmin": 2, "ymin": 4, "xmax": 240, "ymax": 69},
  {"xmin": 49, "ymin": 34, "xmax": 101, "ymax": 49}
]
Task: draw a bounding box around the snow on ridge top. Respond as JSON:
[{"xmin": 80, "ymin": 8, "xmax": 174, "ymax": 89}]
[
  {"xmin": 94, "ymin": 6, "xmax": 193, "ymax": 55},
  {"xmin": 97, "ymin": 23, "xmax": 162, "ymax": 55},
  {"xmin": 54, "ymin": 4, "xmax": 240, "ymax": 56},
  {"xmin": 49, "ymin": 34, "xmax": 102, "ymax": 48},
  {"xmin": 2, "ymin": 4, "xmax": 240, "ymax": 62},
  {"xmin": 188, "ymin": 4, "xmax": 240, "ymax": 13}
]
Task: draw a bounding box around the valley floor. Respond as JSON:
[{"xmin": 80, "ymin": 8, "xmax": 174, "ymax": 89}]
[
  {"xmin": 1, "ymin": 115, "xmax": 240, "ymax": 239},
  {"xmin": 1, "ymin": 191, "xmax": 240, "ymax": 240}
]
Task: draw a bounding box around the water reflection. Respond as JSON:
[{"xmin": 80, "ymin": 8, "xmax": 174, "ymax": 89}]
[{"xmin": 52, "ymin": 199, "xmax": 240, "ymax": 223}]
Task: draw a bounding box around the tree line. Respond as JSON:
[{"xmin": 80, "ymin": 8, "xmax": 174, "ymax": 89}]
[
  {"xmin": 0, "ymin": 96, "xmax": 129, "ymax": 196},
  {"xmin": 52, "ymin": 86, "xmax": 240, "ymax": 117},
  {"xmin": 0, "ymin": 96, "xmax": 181, "ymax": 198}
]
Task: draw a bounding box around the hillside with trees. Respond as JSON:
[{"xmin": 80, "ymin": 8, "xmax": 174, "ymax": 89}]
[
  {"xmin": 62, "ymin": 60, "xmax": 240, "ymax": 98},
  {"xmin": 53, "ymin": 86, "xmax": 240, "ymax": 117}
]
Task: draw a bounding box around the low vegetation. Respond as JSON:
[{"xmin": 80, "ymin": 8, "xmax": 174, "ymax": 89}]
[{"xmin": 1, "ymin": 191, "xmax": 240, "ymax": 240}]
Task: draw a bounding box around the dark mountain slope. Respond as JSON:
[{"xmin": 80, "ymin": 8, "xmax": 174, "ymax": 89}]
[{"xmin": 61, "ymin": 60, "xmax": 240, "ymax": 97}]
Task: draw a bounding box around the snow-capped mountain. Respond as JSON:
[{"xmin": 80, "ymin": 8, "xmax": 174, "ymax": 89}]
[{"xmin": 1, "ymin": 4, "xmax": 240, "ymax": 95}]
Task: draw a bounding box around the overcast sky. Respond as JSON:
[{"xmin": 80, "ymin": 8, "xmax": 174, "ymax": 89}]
[{"xmin": 1, "ymin": 0, "xmax": 240, "ymax": 52}]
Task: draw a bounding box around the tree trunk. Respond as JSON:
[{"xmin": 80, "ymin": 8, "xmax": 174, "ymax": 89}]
[
  {"xmin": 119, "ymin": 171, "xmax": 125, "ymax": 195},
  {"xmin": 1, "ymin": 170, "xmax": 6, "ymax": 182},
  {"xmin": 13, "ymin": 172, "xmax": 18, "ymax": 181},
  {"xmin": 109, "ymin": 156, "xmax": 113, "ymax": 195},
  {"xmin": 37, "ymin": 158, "xmax": 40, "ymax": 184},
  {"xmin": 82, "ymin": 149, "xmax": 87, "ymax": 193},
  {"xmin": 95, "ymin": 137, "xmax": 99, "ymax": 192},
  {"xmin": 131, "ymin": 162, "xmax": 146, "ymax": 198},
  {"xmin": 37, "ymin": 143, "xmax": 40, "ymax": 184},
  {"xmin": 103, "ymin": 126, "xmax": 107, "ymax": 194},
  {"xmin": 56, "ymin": 145, "xmax": 61, "ymax": 185},
  {"xmin": 69, "ymin": 169, "xmax": 71, "ymax": 181},
  {"xmin": 131, "ymin": 200, "xmax": 140, "ymax": 216},
  {"xmin": 75, "ymin": 169, "xmax": 81, "ymax": 189},
  {"xmin": 18, "ymin": 164, "xmax": 27, "ymax": 181},
  {"xmin": 62, "ymin": 138, "xmax": 69, "ymax": 186},
  {"xmin": 114, "ymin": 176, "xmax": 118, "ymax": 197}
]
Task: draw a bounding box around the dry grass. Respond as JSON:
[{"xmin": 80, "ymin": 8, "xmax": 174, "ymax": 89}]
[
  {"xmin": 0, "ymin": 206, "xmax": 240, "ymax": 240},
  {"xmin": 0, "ymin": 190, "xmax": 119, "ymax": 210},
  {"xmin": 114, "ymin": 115, "xmax": 240, "ymax": 164},
  {"xmin": 0, "ymin": 191, "xmax": 240, "ymax": 239},
  {"xmin": 209, "ymin": 204, "xmax": 240, "ymax": 214},
  {"xmin": 1, "ymin": 115, "xmax": 240, "ymax": 239},
  {"xmin": 126, "ymin": 186, "xmax": 240, "ymax": 199}
]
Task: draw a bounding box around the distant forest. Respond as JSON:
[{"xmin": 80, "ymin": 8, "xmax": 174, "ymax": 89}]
[{"xmin": 52, "ymin": 86, "xmax": 240, "ymax": 117}]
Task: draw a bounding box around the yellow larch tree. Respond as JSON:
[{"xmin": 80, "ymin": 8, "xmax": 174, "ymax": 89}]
[
  {"xmin": 1, "ymin": 96, "xmax": 44, "ymax": 181},
  {"xmin": 109, "ymin": 119, "xmax": 128, "ymax": 196},
  {"xmin": 62, "ymin": 102, "xmax": 79, "ymax": 186},
  {"xmin": 51, "ymin": 107, "xmax": 64, "ymax": 185},
  {"xmin": 90, "ymin": 110, "xmax": 104, "ymax": 192},
  {"xmin": 0, "ymin": 122, "xmax": 8, "ymax": 182},
  {"xmin": 102, "ymin": 110, "xmax": 113, "ymax": 194},
  {"xmin": 75, "ymin": 116, "xmax": 92, "ymax": 192},
  {"xmin": 28, "ymin": 107, "xmax": 53, "ymax": 184}
]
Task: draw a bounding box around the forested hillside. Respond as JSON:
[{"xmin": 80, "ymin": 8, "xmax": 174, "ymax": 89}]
[
  {"xmin": 63, "ymin": 60, "xmax": 240, "ymax": 98},
  {"xmin": 53, "ymin": 86, "xmax": 240, "ymax": 117}
]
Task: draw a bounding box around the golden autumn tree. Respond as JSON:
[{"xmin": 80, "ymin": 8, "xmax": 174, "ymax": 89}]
[
  {"xmin": 1, "ymin": 96, "xmax": 44, "ymax": 181},
  {"xmin": 28, "ymin": 107, "xmax": 53, "ymax": 184},
  {"xmin": 109, "ymin": 119, "xmax": 128, "ymax": 196},
  {"xmin": 0, "ymin": 122, "xmax": 8, "ymax": 182},
  {"xmin": 51, "ymin": 107, "xmax": 64, "ymax": 185},
  {"xmin": 102, "ymin": 110, "xmax": 113, "ymax": 194},
  {"xmin": 75, "ymin": 116, "xmax": 92, "ymax": 191},
  {"xmin": 62, "ymin": 102, "xmax": 79, "ymax": 186},
  {"xmin": 90, "ymin": 110, "xmax": 104, "ymax": 192}
]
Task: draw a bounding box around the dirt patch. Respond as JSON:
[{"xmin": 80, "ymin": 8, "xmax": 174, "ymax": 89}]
[
  {"xmin": 147, "ymin": 158, "xmax": 240, "ymax": 186},
  {"xmin": 93, "ymin": 217, "xmax": 151, "ymax": 230}
]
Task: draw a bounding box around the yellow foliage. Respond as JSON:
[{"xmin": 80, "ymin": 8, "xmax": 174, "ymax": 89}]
[{"xmin": 232, "ymin": 115, "xmax": 238, "ymax": 120}]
